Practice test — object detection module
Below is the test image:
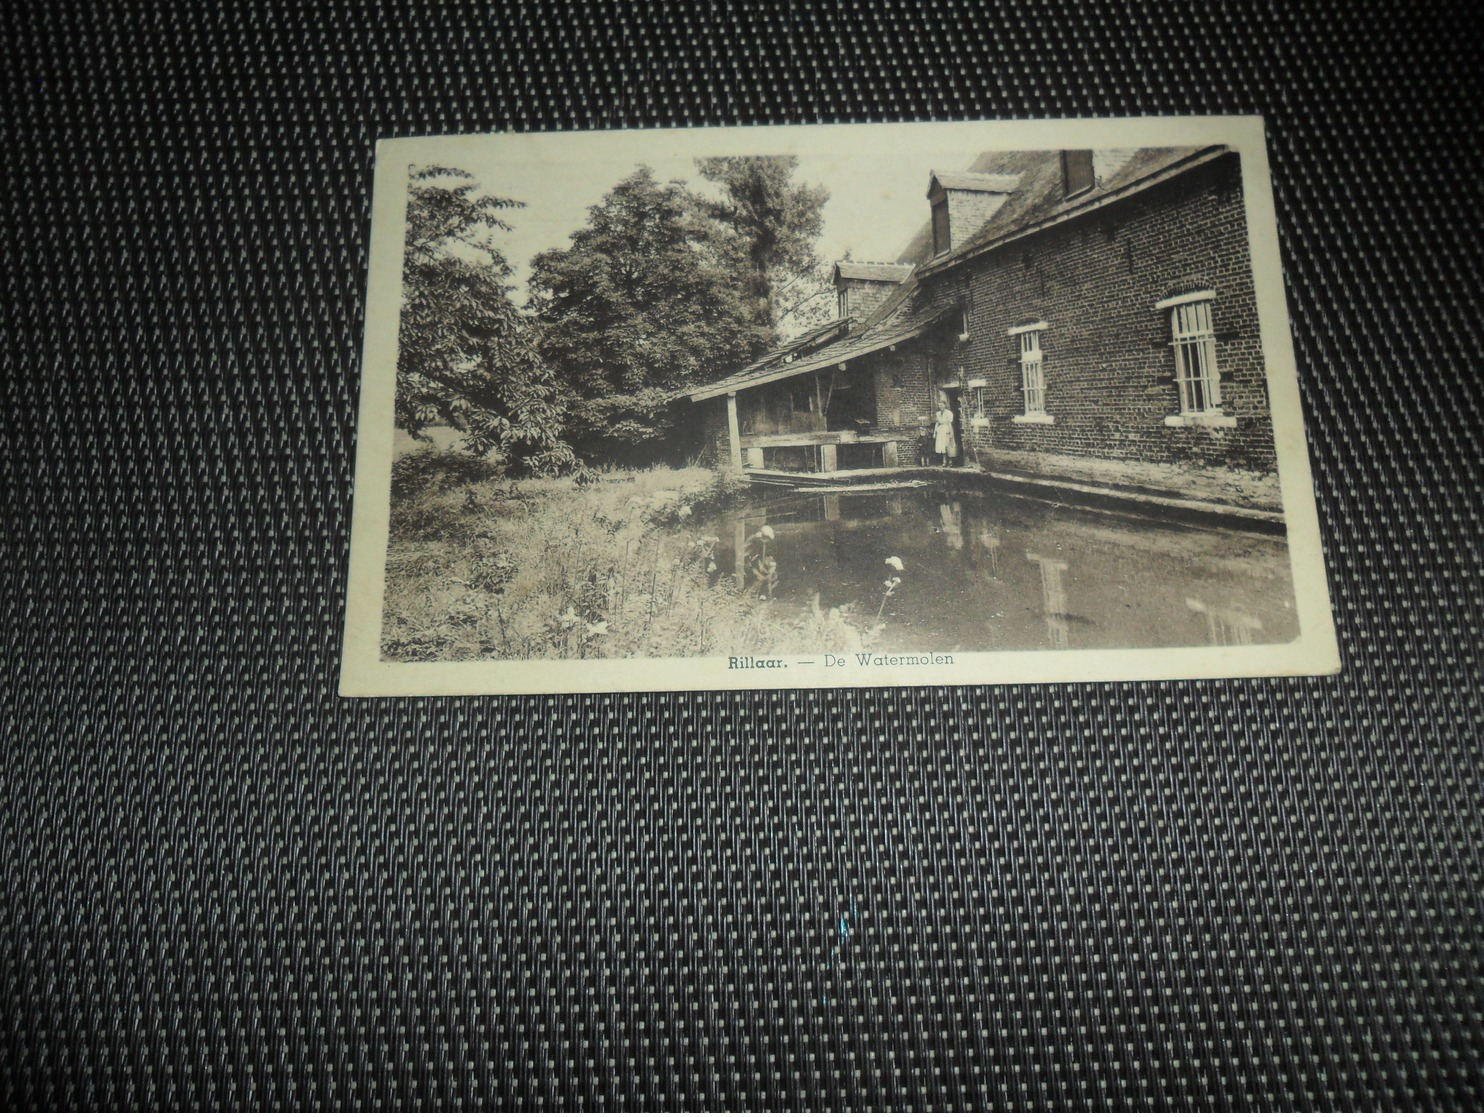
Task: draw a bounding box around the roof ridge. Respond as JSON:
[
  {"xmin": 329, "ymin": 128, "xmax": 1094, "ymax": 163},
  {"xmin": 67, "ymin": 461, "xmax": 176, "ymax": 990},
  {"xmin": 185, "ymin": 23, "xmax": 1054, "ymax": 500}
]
[
  {"xmin": 921, "ymin": 146, "xmax": 1223, "ymax": 276},
  {"xmin": 689, "ymin": 304, "xmax": 955, "ymax": 401},
  {"xmin": 929, "ymin": 169, "xmax": 1022, "ymax": 194}
]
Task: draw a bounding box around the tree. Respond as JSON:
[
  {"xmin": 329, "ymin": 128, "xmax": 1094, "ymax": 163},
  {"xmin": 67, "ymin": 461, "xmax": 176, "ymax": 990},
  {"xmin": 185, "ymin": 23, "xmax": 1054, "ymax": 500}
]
[
  {"xmin": 694, "ymin": 155, "xmax": 830, "ymax": 329},
  {"xmin": 528, "ymin": 167, "xmax": 769, "ymax": 464},
  {"xmin": 396, "ymin": 166, "xmax": 574, "ymax": 475},
  {"xmin": 772, "ymin": 261, "xmax": 839, "ymax": 340}
]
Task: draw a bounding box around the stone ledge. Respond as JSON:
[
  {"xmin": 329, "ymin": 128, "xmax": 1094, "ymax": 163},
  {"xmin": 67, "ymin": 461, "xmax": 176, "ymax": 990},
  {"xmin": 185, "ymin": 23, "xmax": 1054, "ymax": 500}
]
[
  {"xmin": 979, "ymin": 449, "xmax": 1283, "ymax": 513},
  {"xmin": 983, "ymin": 469, "xmax": 1286, "ymax": 534},
  {"xmin": 1164, "ymin": 411, "xmax": 1238, "ymax": 428}
]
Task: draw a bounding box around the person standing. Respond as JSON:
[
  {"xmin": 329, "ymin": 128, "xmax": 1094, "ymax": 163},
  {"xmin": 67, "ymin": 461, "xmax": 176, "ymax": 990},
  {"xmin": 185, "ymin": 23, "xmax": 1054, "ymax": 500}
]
[{"xmin": 933, "ymin": 395, "xmax": 958, "ymax": 466}]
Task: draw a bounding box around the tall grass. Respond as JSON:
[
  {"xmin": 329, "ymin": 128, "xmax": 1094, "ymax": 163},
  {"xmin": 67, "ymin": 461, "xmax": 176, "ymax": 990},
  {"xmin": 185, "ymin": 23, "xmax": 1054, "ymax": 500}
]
[{"xmin": 381, "ymin": 455, "xmax": 885, "ymax": 662}]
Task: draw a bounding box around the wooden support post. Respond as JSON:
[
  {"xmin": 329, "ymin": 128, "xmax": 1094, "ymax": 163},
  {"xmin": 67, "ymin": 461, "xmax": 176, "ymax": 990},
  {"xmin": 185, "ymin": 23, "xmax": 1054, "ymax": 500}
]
[
  {"xmin": 745, "ymin": 447, "xmax": 765, "ymax": 469},
  {"xmin": 819, "ymin": 444, "xmax": 838, "ymax": 473},
  {"xmin": 882, "ymin": 440, "xmax": 899, "ymax": 468},
  {"xmin": 726, "ymin": 392, "xmax": 743, "ymax": 470}
]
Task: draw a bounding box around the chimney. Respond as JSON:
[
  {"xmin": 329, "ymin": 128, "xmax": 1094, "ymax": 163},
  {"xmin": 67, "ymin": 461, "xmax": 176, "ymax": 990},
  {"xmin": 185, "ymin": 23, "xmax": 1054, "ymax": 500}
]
[
  {"xmin": 927, "ymin": 171, "xmax": 1020, "ymax": 256},
  {"xmin": 832, "ymin": 261, "xmax": 914, "ymax": 321}
]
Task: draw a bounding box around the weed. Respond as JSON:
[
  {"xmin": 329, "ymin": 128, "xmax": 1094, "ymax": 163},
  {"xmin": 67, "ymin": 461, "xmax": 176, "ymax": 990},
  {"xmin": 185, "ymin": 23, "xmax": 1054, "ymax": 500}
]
[
  {"xmin": 380, "ymin": 465, "xmax": 896, "ymax": 662},
  {"xmin": 878, "ymin": 555, "xmax": 904, "ymax": 619}
]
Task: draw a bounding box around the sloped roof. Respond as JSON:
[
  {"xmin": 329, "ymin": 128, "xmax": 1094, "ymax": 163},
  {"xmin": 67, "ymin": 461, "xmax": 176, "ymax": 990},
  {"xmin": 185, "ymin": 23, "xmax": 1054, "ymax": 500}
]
[
  {"xmin": 928, "ymin": 170, "xmax": 1021, "ymax": 194},
  {"xmin": 688, "ymin": 145, "xmax": 1230, "ymax": 403},
  {"xmin": 919, "ymin": 146, "xmax": 1225, "ymax": 276},
  {"xmin": 856, "ymin": 147, "xmax": 1225, "ymax": 331},
  {"xmin": 714, "ymin": 317, "xmax": 853, "ymax": 383},
  {"xmin": 689, "ymin": 304, "xmax": 955, "ymax": 401},
  {"xmin": 833, "ymin": 261, "xmax": 915, "ymax": 283}
]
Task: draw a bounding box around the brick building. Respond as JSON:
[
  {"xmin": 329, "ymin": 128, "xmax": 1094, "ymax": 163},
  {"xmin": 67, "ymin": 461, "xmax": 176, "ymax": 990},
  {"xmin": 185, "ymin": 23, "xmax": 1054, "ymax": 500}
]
[{"xmin": 689, "ymin": 145, "xmax": 1279, "ymax": 511}]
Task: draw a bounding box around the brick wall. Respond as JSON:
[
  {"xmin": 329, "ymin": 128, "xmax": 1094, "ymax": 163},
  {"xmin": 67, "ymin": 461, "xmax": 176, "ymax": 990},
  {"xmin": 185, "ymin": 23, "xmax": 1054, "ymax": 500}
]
[
  {"xmin": 699, "ymin": 398, "xmax": 729, "ymax": 466},
  {"xmin": 946, "ymin": 190, "xmax": 1010, "ymax": 252},
  {"xmin": 920, "ymin": 153, "xmax": 1277, "ymax": 477},
  {"xmin": 837, "ymin": 278, "xmax": 900, "ymax": 321},
  {"xmin": 869, "ymin": 349, "xmax": 935, "ymax": 430},
  {"xmin": 869, "ymin": 349, "xmax": 938, "ymax": 462}
]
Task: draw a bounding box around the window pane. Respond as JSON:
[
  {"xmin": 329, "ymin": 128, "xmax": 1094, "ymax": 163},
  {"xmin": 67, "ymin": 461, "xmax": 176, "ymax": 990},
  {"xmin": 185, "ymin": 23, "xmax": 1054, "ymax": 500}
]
[
  {"xmin": 1062, "ymin": 150, "xmax": 1095, "ymax": 195},
  {"xmin": 1170, "ymin": 301, "xmax": 1219, "ymax": 414},
  {"xmin": 932, "ymin": 202, "xmax": 950, "ymax": 255},
  {"xmin": 1020, "ymin": 331, "xmax": 1045, "ymax": 415}
]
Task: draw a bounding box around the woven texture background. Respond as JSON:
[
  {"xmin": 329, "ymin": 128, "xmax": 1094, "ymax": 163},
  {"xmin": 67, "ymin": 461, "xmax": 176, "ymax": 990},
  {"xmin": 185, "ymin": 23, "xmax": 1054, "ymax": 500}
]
[{"xmin": 4, "ymin": 0, "xmax": 1482, "ymax": 1108}]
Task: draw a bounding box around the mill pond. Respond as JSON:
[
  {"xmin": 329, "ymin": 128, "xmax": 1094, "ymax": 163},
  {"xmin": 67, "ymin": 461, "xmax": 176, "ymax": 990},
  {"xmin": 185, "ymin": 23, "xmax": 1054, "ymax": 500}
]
[{"xmin": 694, "ymin": 484, "xmax": 1298, "ymax": 653}]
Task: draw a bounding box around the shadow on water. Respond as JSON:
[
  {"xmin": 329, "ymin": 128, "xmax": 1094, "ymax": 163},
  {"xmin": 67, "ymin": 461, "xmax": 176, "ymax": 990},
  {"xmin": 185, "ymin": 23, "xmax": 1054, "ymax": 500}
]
[{"xmin": 693, "ymin": 484, "xmax": 1298, "ymax": 652}]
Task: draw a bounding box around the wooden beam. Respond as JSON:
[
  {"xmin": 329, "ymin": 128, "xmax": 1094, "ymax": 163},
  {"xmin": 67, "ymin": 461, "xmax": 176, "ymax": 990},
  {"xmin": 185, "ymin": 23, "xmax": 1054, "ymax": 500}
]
[
  {"xmin": 726, "ymin": 392, "xmax": 743, "ymax": 470},
  {"xmin": 742, "ymin": 431, "xmax": 855, "ymax": 448}
]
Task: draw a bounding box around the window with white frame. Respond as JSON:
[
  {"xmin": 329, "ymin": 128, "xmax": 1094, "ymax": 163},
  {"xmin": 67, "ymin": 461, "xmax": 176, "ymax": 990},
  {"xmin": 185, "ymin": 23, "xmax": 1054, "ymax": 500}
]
[
  {"xmin": 1008, "ymin": 321, "xmax": 1049, "ymax": 421},
  {"xmin": 1160, "ymin": 291, "xmax": 1221, "ymax": 414},
  {"xmin": 1020, "ymin": 331, "xmax": 1045, "ymax": 415},
  {"xmin": 966, "ymin": 377, "xmax": 988, "ymax": 423}
]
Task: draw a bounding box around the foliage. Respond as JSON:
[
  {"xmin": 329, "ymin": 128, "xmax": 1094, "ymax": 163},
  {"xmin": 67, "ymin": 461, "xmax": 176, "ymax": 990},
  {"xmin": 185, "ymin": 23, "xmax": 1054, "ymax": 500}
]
[
  {"xmin": 529, "ymin": 168, "xmax": 767, "ymax": 400},
  {"xmin": 397, "ymin": 166, "xmax": 575, "ymax": 475},
  {"xmin": 528, "ymin": 159, "xmax": 830, "ymax": 467},
  {"xmin": 772, "ymin": 261, "xmax": 839, "ymax": 339},
  {"xmin": 878, "ymin": 556, "xmax": 905, "ymax": 618},
  {"xmin": 390, "ymin": 446, "xmax": 503, "ymax": 503},
  {"xmin": 694, "ymin": 155, "xmax": 830, "ymax": 329},
  {"xmin": 559, "ymin": 386, "xmax": 707, "ymax": 470},
  {"xmin": 380, "ymin": 466, "xmax": 893, "ymax": 662}
]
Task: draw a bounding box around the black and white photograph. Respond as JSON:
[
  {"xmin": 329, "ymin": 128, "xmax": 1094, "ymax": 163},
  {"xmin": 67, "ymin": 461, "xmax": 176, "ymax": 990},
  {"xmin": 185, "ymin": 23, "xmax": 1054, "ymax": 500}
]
[{"xmin": 341, "ymin": 117, "xmax": 1338, "ymax": 695}]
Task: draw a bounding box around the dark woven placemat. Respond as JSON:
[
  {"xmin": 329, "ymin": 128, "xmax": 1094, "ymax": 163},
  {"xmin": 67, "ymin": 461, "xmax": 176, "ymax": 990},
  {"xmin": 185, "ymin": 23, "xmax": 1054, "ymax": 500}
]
[{"xmin": 4, "ymin": 0, "xmax": 1481, "ymax": 1108}]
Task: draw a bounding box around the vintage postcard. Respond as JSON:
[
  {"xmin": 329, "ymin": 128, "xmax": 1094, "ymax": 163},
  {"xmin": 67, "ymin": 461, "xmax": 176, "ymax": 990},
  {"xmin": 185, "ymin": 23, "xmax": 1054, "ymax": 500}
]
[{"xmin": 341, "ymin": 116, "xmax": 1339, "ymax": 696}]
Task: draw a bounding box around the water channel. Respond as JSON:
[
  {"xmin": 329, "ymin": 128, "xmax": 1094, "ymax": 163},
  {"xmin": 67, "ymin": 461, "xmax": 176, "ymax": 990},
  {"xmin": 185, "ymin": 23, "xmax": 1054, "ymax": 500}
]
[{"xmin": 695, "ymin": 484, "xmax": 1298, "ymax": 652}]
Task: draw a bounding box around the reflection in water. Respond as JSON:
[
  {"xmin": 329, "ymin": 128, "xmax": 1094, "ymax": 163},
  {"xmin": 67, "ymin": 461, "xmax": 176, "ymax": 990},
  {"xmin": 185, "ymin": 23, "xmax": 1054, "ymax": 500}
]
[
  {"xmin": 977, "ymin": 530, "xmax": 1001, "ymax": 579},
  {"xmin": 1186, "ymin": 597, "xmax": 1263, "ymax": 646},
  {"xmin": 1027, "ymin": 552, "xmax": 1071, "ymax": 650},
  {"xmin": 939, "ymin": 502, "xmax": 964, "ymax": 550},
  {"xmin": 695, "ymin": 485, "xmax": 1298, "ymax": 652}
]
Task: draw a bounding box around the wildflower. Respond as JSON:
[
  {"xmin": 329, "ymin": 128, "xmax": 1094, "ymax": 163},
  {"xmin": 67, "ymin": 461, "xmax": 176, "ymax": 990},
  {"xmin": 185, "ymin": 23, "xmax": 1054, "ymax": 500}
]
[
  {"xmin": 677, "ymin": 505, "xmax": 692, "ymax": 519},
  {"xmin": 877, "ymin": 570, "xmax": 903, "ymax": 619}
]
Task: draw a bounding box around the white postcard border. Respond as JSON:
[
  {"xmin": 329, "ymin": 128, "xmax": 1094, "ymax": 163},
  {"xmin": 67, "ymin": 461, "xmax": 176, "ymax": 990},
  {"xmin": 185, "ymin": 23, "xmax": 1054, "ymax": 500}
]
[{"xmin": 341, "ymin": 115, "xmax": 1339, "ymax": 697}]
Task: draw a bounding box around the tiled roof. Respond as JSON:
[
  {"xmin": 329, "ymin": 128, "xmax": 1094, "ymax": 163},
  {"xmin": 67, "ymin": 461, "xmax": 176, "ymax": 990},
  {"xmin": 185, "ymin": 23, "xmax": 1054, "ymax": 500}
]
[
  {"xmin": 928, "ymin": 170, "xmax": 1021, "ymax": 194},
  {"xmin": 919, "ymin": 146, "xmax": 1223, "ymax": 276},
  {"xmin": 719, "ymin": 318, "xmax": 852, "ymax": 382},
  {"xmin": 689, "ymin": 304, "xmax": 955, "ymax": 401},
  {"xmin": 833, "ymin": 261, "xmax": 914, "ymax": 283},
  {"xmin": 688, "ymin": 146, "xmax": 1228, "ymax": 403}
]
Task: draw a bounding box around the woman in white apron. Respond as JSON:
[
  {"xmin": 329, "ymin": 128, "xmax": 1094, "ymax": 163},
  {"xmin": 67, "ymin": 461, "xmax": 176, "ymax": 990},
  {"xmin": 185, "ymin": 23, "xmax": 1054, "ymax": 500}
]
[{"xmin": 933, "ymin": 395, "xmax": 958, "ymax": 465}]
